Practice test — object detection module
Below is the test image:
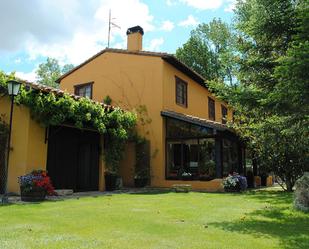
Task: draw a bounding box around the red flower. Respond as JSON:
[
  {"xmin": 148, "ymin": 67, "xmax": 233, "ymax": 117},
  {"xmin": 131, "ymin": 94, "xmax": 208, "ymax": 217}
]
[{"xmin": 32, "ymin": 171, "xmax": 56, "ymax": 195}]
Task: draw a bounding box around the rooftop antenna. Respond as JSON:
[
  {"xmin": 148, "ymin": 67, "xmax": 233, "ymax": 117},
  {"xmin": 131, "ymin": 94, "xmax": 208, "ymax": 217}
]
[{"xmin": 107, "ymin": 9, "xmax": 121, "ymax": 48}]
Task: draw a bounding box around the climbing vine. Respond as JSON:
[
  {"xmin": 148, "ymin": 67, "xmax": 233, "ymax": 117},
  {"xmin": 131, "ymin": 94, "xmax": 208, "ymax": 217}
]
[
  {"xmin": 0, "ymin": 71, "xmax": 137, "ymax": 174},
  {"xmin": 134, "ymin": 137, "xmax": 150, "ymax": 179}
]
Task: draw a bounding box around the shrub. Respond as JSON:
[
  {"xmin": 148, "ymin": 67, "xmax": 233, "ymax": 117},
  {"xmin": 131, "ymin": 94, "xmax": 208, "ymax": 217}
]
[
  {"xmin": 134, "ymin": 138, "xmax": 150, "ymax": 180},
  {"xmin": 18, "ymin": 170, "xmax": 56, "ymax": 195},
  {"xmin": 294, "ymin": 172, "xmax": 309, "ymax": 212},
  {"xmin": 223, "ymin": 172, "xmax": 247, "ymax": 192}
]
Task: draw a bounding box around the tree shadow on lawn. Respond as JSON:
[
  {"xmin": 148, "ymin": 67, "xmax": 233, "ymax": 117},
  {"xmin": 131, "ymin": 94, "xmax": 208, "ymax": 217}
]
[
  {"xmin": 209, "ymin": 190, "xmax": 309, "ymax": 249},
  {"xmin": 245, "ymin": 189, "xmax": 293, "ymax": 205}
]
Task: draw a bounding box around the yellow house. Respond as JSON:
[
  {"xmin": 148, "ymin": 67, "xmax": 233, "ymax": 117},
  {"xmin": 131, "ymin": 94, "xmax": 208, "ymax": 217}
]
[
  {"xmin": 0, "ymin": 93, "xmax": 47, "ymax": 194},
  {"xmin": 0, "ymin": 82, "xmax": 108, "ymax": 194},
  {"xmin": 58, "ymin": 26, "xmax": 245, "ymax": 191}
]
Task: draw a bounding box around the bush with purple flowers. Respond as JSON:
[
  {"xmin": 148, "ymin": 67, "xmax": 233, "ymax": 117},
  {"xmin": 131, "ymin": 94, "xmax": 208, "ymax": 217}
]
[
  {"xmin": 18, "ymin": 170, "xmax": 56, "ymax": 195},
  {"xmin": 223, "ymin": 172, "xmax": 248, "ymax": 192},
  {"xmin": 18, "ymin": 174, "xmax": 42, "ymax": 192}
]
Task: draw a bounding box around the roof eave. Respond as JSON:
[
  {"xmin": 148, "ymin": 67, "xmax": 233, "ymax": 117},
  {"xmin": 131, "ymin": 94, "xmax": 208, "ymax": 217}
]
[
  {"xmin": 161, "ymin": 110, "xmax": 231, "ymax": 132},
  {"xmin": 56, "ymin": 48, "xmax": 207, "ymax": 87},
  {"xmin": 161, "ymin": 55, "xmax": 207, "ymax": 87}
]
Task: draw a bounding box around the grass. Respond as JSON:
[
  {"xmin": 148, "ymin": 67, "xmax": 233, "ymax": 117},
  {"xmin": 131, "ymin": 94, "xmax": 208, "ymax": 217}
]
[{"xmin": 0, "ymin": 188, "xmax": 308, "ymax": 249}]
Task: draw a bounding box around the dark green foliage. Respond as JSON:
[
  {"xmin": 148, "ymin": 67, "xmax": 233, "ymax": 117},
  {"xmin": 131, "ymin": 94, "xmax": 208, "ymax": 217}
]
[
  {"xmin": 36, "ymin": 58, "xmax": 61, "ymax": 88},
  {"xmin": 36, "ymin": 57, "xmax": 75, "ymax": 88},
  {"xmin": 61, "ymin": 64, "xmax": 74, "ymax": 74},
  {"xmin": 235, "ymin": 0, "xmax": 298, "ymax": 90},
  {"xmin": 273, "ymin": 0, "xmax": 309, "ymax": 116},
  {"xmin": 103, "ymin": 109, "xmax": 137, "ymax": 174},
  {"xmin": 176, "ymin": 18, "xmax": 237, "ymax": 84},
  {"xmin": 198, "ymin": 0, "xmax": 309, "ymax": 191},
  {"xmin": 135, "ymin": 138, "xmax": 150, "ymax": 179},
  {"xmin": 232, "ymin": 0, "xmax": 309, "ymax": 191},
  {"xmin": 251, "ymin": 116, "xmax": 309, "ymax": 191},
  {"xmin": 103, "ymin": 95, "xmax": 112, "ymax": 105}
]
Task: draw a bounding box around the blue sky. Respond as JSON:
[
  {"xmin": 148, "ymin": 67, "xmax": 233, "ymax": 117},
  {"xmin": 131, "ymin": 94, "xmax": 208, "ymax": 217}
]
[{"xmin": 0, "ymin": 0, "xmax": 235, "ymax": 81}]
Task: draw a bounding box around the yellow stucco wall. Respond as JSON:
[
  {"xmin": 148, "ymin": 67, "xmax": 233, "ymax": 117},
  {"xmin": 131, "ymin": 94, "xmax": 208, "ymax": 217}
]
[
  {"xmin": 150, "ymin": 61, "xmax": 232, "ymax": 191},
  {"xmin": 60, "ymin": 52, "xmax": 164, "ymax": 188},
  {"xmin": 162, "ymin": 61, "xmax": 233, "ymax": 122},
  {"xmin": 60, "ymin": 51, "xmax": 233, "ymax": 191},
  {"xmin": 0, "ymin": 96, "xmax": 48, "ymax": 193}
]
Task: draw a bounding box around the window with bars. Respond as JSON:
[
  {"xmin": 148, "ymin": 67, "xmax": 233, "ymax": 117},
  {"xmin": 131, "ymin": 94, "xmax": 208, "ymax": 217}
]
[
  {"xmin": 221, "ymin": 105, "xmax": 228, "ymax": 124},
  {"xmin": 208, "ymin": 97, "xmax": 215, "ymax": 121},
  {"xmin": 175, "ymin": 76, "xmax": 187, "ymax": 107},
  {"xmin": 74, "ymin": 82, "xmax": 93, "ymax": 99}
]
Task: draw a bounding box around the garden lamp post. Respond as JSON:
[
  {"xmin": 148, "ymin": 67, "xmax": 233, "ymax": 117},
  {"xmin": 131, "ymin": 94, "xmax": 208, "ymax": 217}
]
[{"xmin": 1, "ymin": 80, "xmax": 21, "ymax": 204}]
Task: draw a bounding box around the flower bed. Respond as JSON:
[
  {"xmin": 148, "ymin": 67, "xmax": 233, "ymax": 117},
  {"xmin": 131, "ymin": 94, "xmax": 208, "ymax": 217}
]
[
  {"xmin": 18, "ymin": 170, "xmax": 56, "ymax": 201},
  {"xmin": 223, "ymin": 173, "xmax": 247, "ymax": 192}
]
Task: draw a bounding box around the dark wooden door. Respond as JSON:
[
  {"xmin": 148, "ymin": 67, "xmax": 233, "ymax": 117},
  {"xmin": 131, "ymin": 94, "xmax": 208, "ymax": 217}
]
[
  {"xmin": 47, "ymin": 126, "xmax": 99, "ymax": 192},
  {"xmin": 76, "ymin": 132, "xmax": 100, "ymax": 191}
]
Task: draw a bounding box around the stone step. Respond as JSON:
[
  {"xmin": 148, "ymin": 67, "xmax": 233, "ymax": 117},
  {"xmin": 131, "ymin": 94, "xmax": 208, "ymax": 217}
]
[
  {"xmin": 55, "ymin": 189, "xmax": 73, "ymax": 196},
  {"xmin": 172, "ymin": 184, "xmax": 192, "ymax": 193}
]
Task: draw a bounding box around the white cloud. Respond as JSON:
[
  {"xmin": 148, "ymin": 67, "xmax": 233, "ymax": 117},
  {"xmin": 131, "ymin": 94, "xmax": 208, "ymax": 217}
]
[
  {"xmin": 178, "ymin": 15, "xmax": 199, "ymax": 27},
  {"xmin": 14, "ymin": 58, "xmax": 22, "ymax": 64},
  {"xmin": 161, "ymin": 20, "xmax": 175, "ymax": 31},
  {"xmin": 146, "ymin": 38, "xmax": 164, "ymax": 51},
  {"xmin": 166, "ymin": 0, "xmax": 178, "ymax": 6},
  {"xmin": 94, "ymin": 0, "xmax": 155, "ymax": 35},
  {"xmin": 15, "ymin": 69, "xmax": 37, "ymax": 82},
  {"xmin": 224, "ymin": 0, "xmax": 236, "ymax": 12},
  {"xmin": 180, "ymin": 0, "xmax": 223, "ymax": 10},
  {"xmin": 0, "ymin": 0, "xmax": 155, "ymax": 65}
]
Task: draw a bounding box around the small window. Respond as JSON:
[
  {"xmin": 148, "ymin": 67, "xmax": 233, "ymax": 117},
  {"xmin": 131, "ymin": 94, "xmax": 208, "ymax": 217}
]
[
  {"xmin": 74, "ymin": 82, "xmax": 93, "ymax": 99},
  {"xmin": 175, "ymin": 76, "xmax": 187, "ymax": 107},
  {"xmin": 221, "ymin": 105, "xmax": 228, "ymax": 124},
  {"xmin": 208, "ymin": 97, "xmax": 215, "ymax": 121}
]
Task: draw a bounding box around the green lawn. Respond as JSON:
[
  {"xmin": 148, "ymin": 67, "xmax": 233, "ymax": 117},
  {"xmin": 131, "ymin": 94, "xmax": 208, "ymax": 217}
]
[{"xmin": 0, "ymin": 188, "xmax": 308, "ymax": 249}]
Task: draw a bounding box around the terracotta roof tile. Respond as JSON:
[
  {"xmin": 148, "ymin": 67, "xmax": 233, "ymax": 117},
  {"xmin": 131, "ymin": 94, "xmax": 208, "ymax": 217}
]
[{"xmin": 19, "ymin": 79, "xmax": 114, "ymax": 111}]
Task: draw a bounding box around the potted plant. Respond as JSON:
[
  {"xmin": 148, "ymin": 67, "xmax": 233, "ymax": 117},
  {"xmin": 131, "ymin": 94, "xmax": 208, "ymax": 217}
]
[
  {"xmin": 18, "ymin": 170, "xmax": 56, "ymax": 202},
  {"xmin": 104, "ymin": 172, "xmax": 120, "ymax": 191},
  {"xmin": 104, "ymin": 132, "xmax": 127, "ymax": 191},
  {"xmin": 181, "ymin": 172, "xmax": 192, "ymax": 181},
  {"xmin": 222, "ymin": 172, "xmax": 247, "ymax": 192},
  {"xmin": 134, "ymin": 139, "xmax": 150, "ymax": 188},
  {"xmin": 134, "ymin": 169, "xmax": 149, "ymax": 188}
]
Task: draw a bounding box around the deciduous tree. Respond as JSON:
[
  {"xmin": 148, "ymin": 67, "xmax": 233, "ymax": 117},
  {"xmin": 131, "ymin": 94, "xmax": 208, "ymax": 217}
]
[
  {"xmin": 36, "ymin": 58, "xmax": 74, "ymax": 88},
  {"xmin": 176, "ymin": 18, "xmax": 237, "ymax": 84}
]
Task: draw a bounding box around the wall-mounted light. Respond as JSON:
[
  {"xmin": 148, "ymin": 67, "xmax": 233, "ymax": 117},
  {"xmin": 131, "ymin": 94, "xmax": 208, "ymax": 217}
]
[{"xmin": 7, "ymin": 80, "xmax": 21, "ymax": 96}]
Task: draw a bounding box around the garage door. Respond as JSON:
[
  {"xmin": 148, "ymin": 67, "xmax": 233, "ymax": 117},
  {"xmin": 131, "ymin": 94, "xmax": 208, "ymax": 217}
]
[{"xmin": 46, "ymin": 126, "xmax": 100, "ymax": 192}]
